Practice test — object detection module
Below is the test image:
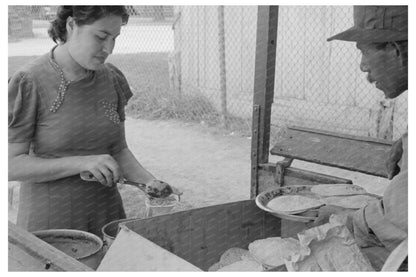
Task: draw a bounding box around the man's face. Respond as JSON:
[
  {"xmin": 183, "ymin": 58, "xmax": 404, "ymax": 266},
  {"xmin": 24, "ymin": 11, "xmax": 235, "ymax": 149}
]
[
  {"xmin": 356, "ymin": 42, "xmax": 407, "ymax": 99},
  {"xmin": 66, "ymin": 15, "xmax": 122, "ymax": 70}
]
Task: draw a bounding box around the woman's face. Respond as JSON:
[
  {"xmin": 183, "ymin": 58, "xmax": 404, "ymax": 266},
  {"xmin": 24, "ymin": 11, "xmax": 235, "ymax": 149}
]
[
  {"xmin": 66, "ymin": 15, "xmax": 122, "ymax": 70},
  {"xmin": 356, "ymin": 42, "xmax": 407, "ymax": 99}
]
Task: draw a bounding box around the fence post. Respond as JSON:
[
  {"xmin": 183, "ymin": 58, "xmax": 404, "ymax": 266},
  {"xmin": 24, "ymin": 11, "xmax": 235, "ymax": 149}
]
[
  {"xmin": 170, "ymin": 6, "xmax": 182, "ymax": 96},
  {"xmin": 250, "ymin": 6, "xmax": 279, "ymax": 198},
  {"xmin": 218, "ymin": 5, "xmax": 228, "ymax": 128}
]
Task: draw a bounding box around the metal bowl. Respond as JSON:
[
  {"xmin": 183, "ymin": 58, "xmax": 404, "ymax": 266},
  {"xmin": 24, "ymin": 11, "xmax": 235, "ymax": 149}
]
[{"xmin": 32, "ymin": 229, "xmax": 103, "ymax": 269}]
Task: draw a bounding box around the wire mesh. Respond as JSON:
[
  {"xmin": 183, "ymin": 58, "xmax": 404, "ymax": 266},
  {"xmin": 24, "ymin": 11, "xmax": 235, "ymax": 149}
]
[{"xmin": 8, "ymin": 5, "xmax": 407, "ymax": 141}]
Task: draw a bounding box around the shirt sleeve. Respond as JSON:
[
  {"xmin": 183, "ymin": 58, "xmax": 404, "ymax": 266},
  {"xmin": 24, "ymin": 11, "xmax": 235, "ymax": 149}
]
[
  {"xmin": 350, "ymin": 135, "xmax": 408, "ymax": 252},
  {"xmin": 349, "ymin": 202, "xmax": 385, "ymax": 249},
  {"xmin": 106, "ymin": 63, "xmax": 133, "ymax": 122},
  {"xmin": 104, "ymin": 63, "xmax": 133, "ymax": 154},
  {"xmin": 8, "ymin": 72, "xmax": 38, "ymax": 143}
]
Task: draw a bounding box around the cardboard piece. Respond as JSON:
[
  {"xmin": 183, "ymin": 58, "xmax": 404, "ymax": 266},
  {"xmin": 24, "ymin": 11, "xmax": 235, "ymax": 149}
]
[{"xmin": 97, "ymin": 225, "xmax": 202, "ymax": 271}]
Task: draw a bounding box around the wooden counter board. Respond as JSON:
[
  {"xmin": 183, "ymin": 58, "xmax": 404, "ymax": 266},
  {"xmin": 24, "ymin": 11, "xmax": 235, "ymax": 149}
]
[{"xmin": 270, "ymin": 126, "xmax": 392, "ymax": 178}]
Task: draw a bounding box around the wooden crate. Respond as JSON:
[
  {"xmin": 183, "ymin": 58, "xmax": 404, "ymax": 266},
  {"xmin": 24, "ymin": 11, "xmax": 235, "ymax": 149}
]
[{"xmin": 115, "ymin": 199, "xmax": 282, "ymax": 271}]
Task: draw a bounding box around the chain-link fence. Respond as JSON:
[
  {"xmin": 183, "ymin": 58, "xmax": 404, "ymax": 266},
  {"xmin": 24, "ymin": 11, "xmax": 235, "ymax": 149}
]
[{"xmin": 8, "ymin": 5, "xmax": 407, "ymax": 141}]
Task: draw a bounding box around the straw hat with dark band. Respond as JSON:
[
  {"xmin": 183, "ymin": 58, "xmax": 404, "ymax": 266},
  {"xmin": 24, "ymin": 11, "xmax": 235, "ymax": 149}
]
[{"xmin": 327, "ymin": 6, "xmax": 408, "ymax": 43}]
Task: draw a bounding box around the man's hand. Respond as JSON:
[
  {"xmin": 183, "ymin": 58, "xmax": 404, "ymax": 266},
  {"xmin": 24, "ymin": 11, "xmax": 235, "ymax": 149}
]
[
  {"xmin": 308, "ymin": 205, "xmax": 352, "ymax": 227},
  {"xmin": 386, "ymin": 137, "xmax": 403, "ymax": 180}
]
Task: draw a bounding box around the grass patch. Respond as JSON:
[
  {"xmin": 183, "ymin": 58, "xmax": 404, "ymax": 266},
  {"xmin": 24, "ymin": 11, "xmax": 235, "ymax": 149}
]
[
  {"xmin": 125, "ymin": 88, "xmax": 252, "ymax": 137},
  {"xmin": 126, "ymin": 90, "xmax": 220, "ymax": 121}
]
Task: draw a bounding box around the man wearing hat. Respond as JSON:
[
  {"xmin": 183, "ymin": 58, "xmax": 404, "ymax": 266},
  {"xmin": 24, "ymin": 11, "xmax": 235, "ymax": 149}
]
[{"xmin": 314, "ymin": 6, "xmax": 408, "ymax": 271}]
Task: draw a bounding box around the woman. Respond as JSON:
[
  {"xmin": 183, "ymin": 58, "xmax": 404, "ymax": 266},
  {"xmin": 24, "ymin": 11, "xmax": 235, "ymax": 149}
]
[{"xmin": 8, "ymin": 6, "xmax": 160, "ymax": 237}]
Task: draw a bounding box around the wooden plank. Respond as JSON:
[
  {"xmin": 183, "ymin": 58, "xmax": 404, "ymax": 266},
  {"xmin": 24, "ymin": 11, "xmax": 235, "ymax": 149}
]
[
  {"xmin": 8, "ymin": 221, "xmax": 92, "ymax": 271},
  {"xmin": 251, "ymin": 6, "xmax": 279, "ymax": 197},
  {"xmin": 274, "ymin": 158, "xmax": 293, "ymax": 186},
  {"xmin": 289, "ymin": 125, "xmax": 393, "ymax": 145},
  {"xmin": 251, "ymin": 105, "xmax": 261, "ymax": 198},
  {"xmin": 270, "ymin": 127, "xmax": 391, "ymax": 178},
  {"xmin": 252, "ymin": 5, "xmax": 279, "ymax": 163},
  {"xmin": 259, "ymin": 163, "xmax": 352, "ymax": 185}
]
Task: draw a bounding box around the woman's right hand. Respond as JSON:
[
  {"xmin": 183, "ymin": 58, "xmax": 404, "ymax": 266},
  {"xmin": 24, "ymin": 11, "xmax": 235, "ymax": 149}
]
[{"xmin": 80, "ymin": 154, "xmax": 122, "ymax": 187}]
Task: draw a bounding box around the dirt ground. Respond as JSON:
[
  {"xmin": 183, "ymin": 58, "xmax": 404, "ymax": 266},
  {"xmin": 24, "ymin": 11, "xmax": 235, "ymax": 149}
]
[
  {"xmin": 8, "ymin": 116, "xmax": 389, "ymax": 222},
  {"xmin": 119, "ymin": 117, "xmax": 253, "ymax": 217}
]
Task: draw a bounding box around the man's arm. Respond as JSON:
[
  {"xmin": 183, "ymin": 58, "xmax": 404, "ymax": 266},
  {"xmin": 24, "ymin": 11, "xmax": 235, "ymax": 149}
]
[{"xmin": 385, "ymin": 137, "xmax": 403, "ymax": 180}]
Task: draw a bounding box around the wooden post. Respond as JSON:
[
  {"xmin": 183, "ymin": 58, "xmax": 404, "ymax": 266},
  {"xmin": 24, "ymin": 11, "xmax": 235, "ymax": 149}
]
[
  {"xmin": 170, "ymin": 7, "xmax": 182, "ymax": 95},
  {"xmin": 251, "ymin": 105, "xmax": 260, "ymax": 197},
  {"xmin": 218, "ymin": 5, "xmax": 228, "ymax": 128},
  {"xmin": 250, "ymin": 6, "xmax": 279, "ymax": 198}
]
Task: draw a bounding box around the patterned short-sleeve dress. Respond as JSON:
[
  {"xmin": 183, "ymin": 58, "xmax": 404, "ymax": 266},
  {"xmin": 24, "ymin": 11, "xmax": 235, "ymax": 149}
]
[{"xmin": 8, "ymin": 46, "xmax": 133, "ymax": 237}]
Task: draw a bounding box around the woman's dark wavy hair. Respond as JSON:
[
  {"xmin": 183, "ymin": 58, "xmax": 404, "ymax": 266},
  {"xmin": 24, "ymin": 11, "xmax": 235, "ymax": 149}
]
[{"xmin": 48, "ymin": 6, "xmax": 129, "ymax": 43}]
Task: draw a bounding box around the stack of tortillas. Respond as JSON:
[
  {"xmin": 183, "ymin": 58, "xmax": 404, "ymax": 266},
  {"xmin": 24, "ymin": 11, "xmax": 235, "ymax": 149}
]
[
  {"xmin": 311, "ymin": 184, "xmax": 379, "ymax": 209},
  {"xmin": 267, "ymin": 195, "xmax": 323, "ymax": 214},
  {"xmin": 320, "ymin": 194, "xmax": 378, "ymax": 209},
  {"xmin": 208, "ymin": 247, "xmax": 263, "ymax": 271},
  {"xmin": 217, "ymin": 260, "xmax": 264, "ymax": 271},
  {"xmin": 248, "ymin": 237, "xmax": 302, "ymax": 268},
  {"xmin": 209, "ymin": 237, "xmax": 302, "ymax": 271},
  {"xmin": 311, "ymin": 184, "xmax": 367, "ymax": 196}
]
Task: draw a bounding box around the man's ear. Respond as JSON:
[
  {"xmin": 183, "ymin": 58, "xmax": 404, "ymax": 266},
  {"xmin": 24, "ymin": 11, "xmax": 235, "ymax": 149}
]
[
  {"xmin": 391, "ymin": 41, "xmax": 408, "ymax": 67},
  {"xmin": 385, "ymin": 42, "xmax": 400, "ymax": 57}
]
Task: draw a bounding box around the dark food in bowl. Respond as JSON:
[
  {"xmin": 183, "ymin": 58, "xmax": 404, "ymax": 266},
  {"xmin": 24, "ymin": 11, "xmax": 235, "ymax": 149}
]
[{"xmin": 146, "ymin": 180, "xmax": 173, "ymax": 198}]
